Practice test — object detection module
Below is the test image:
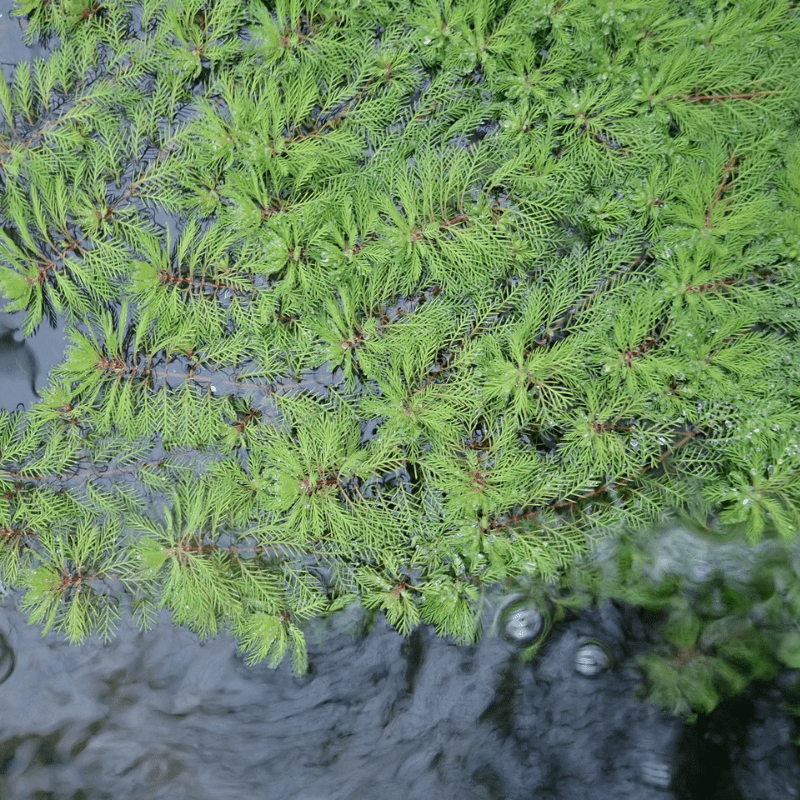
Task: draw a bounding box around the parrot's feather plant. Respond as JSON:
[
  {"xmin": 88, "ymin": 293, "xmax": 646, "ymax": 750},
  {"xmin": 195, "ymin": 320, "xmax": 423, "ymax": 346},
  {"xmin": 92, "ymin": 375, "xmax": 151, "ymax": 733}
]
[{"xmin": 1, "ymin": 0, "xmax": 800, "ymax": 678}]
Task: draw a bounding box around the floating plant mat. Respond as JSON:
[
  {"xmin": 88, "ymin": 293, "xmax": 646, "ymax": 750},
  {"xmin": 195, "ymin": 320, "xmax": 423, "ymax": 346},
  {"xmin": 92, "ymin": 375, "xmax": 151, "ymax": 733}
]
[{"xmin": 0, "ymin": 0, "xmax": 799, "ymax": 684}]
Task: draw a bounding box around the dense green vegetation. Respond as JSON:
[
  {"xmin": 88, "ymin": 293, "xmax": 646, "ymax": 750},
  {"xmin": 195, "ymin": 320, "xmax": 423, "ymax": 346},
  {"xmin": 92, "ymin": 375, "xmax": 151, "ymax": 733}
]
[{"xmin": 1, "ymin": 0, "xmax": 799, "ymax": 717}]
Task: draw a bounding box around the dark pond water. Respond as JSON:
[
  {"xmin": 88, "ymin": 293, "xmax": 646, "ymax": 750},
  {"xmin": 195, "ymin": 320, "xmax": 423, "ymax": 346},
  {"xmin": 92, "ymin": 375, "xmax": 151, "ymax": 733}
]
[
  {"xmin": 0, "ymin": 308, "xmax": 68, "ymax": 411},
  {"xmin": 0, "ymin": 2, "xmax": 46, "ymax": 69},
  {"xmin": 2, "ymin": 4, "xmax": 800, "ymax": 798},
  {"xmin": 1, "ymin": 587, "xmax": 799, "ymax": 800}
]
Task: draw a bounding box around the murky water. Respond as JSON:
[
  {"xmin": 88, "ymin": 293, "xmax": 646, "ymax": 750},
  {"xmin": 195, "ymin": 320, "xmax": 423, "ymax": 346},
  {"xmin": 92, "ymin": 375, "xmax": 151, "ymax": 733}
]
[
  {"xmin": 0, "ymin": 596, "xmax": 694, "ymax": 800},
  {"xmin": 0, "ymin": 308, "xmax": 69, "ymax": 411},
  {"xmin": 0, "ymin": 0, "xmax": 50, "ymax": 77},
  {"xmin": 1, "ymin": 587, "xmax": 798, "ymax": 800}
]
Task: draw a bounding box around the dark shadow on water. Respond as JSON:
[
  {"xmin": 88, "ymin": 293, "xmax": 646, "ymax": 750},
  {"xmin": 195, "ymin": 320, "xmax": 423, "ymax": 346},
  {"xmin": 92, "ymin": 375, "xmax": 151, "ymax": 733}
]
[{"xmin": 0, "ymin": 308, "xmax": 69, "ymax": 411}]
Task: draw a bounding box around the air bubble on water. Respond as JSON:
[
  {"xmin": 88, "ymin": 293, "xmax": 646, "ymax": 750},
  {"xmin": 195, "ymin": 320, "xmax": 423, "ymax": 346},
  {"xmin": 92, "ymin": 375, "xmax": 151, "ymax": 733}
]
[
  {"xmin": 641, "ymin": 758, "xmax": 673, "ymax": 789},
  {"xmin": 574, "ymin": 641, "xmax": 610, "ymax": 676},
  {"xmin": 502, "ymin": 602, "xmax": 544, "ymax": 646}
]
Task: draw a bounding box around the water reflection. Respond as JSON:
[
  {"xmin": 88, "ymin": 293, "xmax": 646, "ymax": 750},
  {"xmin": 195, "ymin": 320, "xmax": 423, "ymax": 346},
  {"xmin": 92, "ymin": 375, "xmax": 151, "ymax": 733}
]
[
  {"xmin": 0, "ymin": 0, "xmax": 50, "ymax": 80},
  {"xmin": 0, "ymin": 315, "xmax": 39, "ymax": 409},
  {"xmin": 4, "ymin": 594, "xmax": 792, "ymax": 799},
  {"xmin": 0, "ymin": 308, "xmax": 69, "ymax": 411}
]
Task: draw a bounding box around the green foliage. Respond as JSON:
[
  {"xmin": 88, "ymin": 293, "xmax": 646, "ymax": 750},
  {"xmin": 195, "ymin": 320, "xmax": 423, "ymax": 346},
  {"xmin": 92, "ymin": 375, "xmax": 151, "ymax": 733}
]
[
  {"xmin": 568, "ymin": 518, "xmax": 800, "ymax": 722},
  {"xmin": 1, "ymin": 0, "xmax": 799, "ymax": 678}
]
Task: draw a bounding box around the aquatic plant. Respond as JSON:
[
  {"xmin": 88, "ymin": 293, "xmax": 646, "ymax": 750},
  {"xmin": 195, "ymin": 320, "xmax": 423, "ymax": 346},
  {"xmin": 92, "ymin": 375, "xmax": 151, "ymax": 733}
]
[{"xmin": 1, "ymin": 0, "xmax": 799, "ymax": 678}]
